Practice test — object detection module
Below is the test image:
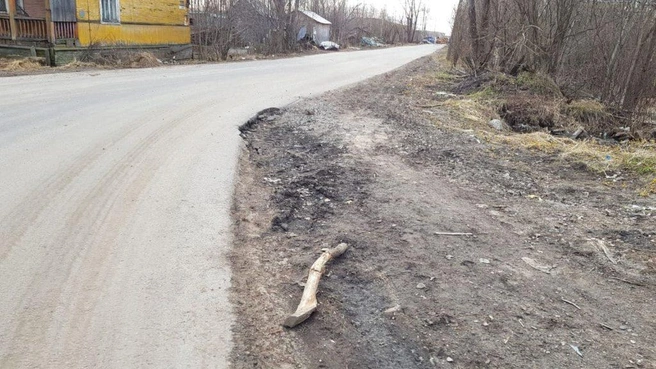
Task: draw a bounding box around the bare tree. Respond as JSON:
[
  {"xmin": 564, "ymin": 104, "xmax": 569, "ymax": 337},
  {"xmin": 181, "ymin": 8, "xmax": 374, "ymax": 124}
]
[
  {"xmin": 192, "ymin": 0, "xmax": 244, "ymax": 60},
  {"xmin": 449, "ymin": 0, "xmax": 656, "ymax": 114},
  {"xmin": 191, "ymin": 0, "xmax": 433, "ymax": 56},
  {"xmin": 403, "ymin": 0, "xmax": 422, "ymax": 42}
]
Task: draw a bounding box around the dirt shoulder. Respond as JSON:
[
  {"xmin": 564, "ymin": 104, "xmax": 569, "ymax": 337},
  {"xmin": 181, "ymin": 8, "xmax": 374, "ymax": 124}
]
[
  {"xmin": 0, "ymin": 46, "xmax": 394, "ymax": 78},
  {"xmin": 230, "ymin": 52, "xmax": 655, "ymax": 368}
]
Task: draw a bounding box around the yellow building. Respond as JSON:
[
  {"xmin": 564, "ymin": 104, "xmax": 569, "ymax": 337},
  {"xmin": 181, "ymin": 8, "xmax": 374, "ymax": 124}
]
[
  {"xmin": 0, "ymin": 0, "xmax": 190, "ymax": 49},
  {"xmin": 76, "ymin": 0, "xmax": 190, "ymax": 46}
]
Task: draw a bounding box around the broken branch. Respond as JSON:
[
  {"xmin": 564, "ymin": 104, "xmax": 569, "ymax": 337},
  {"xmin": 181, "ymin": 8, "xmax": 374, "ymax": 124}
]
[
  {"xmin": 600, "ymin": 323, "xmax": 614, "ymax": 330},
  {"xmin": 609, "ymin": 276, "xmax": 646, "ymax": 287},
  {"xmin": 283, "ymin": 243, "xmax": 349, "ymax": 328},
  {"xmin": 595, "ymin": 239, "xmax": 617, "ymax": 264},
  {"xmin": 561, "ymin": 297, "xmax": 581, "ymax": 310},
  {"xmin": 434, "ymin": 232, "xmax": 474, "ymax": 236}
]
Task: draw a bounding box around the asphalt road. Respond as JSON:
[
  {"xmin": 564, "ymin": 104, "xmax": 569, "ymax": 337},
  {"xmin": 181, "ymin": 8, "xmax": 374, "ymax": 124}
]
[{"xmin": 0, "ymin": 44, "xmax": 440, "ymax": 368}]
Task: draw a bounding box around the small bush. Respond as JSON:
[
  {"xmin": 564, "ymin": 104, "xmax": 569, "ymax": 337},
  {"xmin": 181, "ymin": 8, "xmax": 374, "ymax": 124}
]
[{"xmin": 516, "ymin": 72, "xmax": 562, "ymax": 97}]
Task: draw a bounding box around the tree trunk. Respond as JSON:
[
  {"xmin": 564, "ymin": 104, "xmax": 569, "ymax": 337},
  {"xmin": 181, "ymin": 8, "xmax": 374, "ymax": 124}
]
[
  {"xmin": 602, "ymin": 0, "xmax": 633, "ymax": 101},
  {"xmin": 620, "ymin": 11, "xmax": 654, "ymax": 110},
  {"xmin": 467, "ymin": 0, "xmax": 480, "ymax": 69},
  {"xmin": 622, "ymin": 12, "xmax": 656, "ymax": 111},
  {"xmin": 478, "ymin": 0, "xmax": 492, "ymax": 69}
]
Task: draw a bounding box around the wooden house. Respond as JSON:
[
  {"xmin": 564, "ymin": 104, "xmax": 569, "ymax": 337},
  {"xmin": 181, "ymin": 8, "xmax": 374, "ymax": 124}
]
[
  {"xmin": 0, "ymin": 0, "xmax": 191, "ymax": 63},
  {"xmin": 295, "ymin": 10, "xmax": 330, "ymax": 44}
]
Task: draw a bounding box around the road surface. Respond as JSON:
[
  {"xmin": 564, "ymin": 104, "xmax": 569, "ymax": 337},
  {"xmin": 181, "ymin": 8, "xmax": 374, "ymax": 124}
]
[{"xmin": 0, "ymin": 44, "xmax": 440, "ymax": 368}]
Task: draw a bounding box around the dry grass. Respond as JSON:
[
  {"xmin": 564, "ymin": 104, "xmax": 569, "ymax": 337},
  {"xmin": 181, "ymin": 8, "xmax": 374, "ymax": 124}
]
[
  {"xmin": 79, "ymin": 50, "xmax": 162, "ymax": 69},
  {"xmin": 436, "ymin": 98, "xmax": 496, "ymax": 128},
  {"xmin": 0, "ymin": 58, "xmax": 45, "ymax": 71},
  {"xmin": 416, "ymin": 49, "xmax": 655, "ymax": 197},
  {"xmin": 489, "ymin": 132, "xmax": 654, "ymax": 173},
  {"xmin": 60, "ymin": 59, "xmax": 98, "ymax": 69},
  {"xmin": 563, "ymin": 99, "xmax": 611, "ymax": 124},
  {"xmin": 481, "ymin": 130, "xmax": 656, "ymax": 195},
  {"xmin": 421, "ymin": 93, "xmax": 655, "ymax": 197},
  {"xmin": 640, "ymin": 178, "xmax": 656, "ymax": 197}
]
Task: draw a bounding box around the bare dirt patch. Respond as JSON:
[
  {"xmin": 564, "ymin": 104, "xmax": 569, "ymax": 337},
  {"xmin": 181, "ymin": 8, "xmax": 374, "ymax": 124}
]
[{"xmin": 231, "ymin": 53, "xmax": 655, "ymax": 368}]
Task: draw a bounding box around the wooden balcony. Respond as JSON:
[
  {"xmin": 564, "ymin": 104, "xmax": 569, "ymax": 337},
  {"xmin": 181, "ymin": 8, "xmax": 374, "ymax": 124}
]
[
  {"xmin": 16, "ymin": 16, "xmax": 47, "ymax": 40},
  {"xmin": 0, "ymin": 14, "xmax": 76, "ymax": 42}
]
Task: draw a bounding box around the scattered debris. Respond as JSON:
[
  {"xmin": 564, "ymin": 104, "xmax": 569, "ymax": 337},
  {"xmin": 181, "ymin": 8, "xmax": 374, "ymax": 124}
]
[
  {"xmin": 479, "ymin": 258, "xmax": 491, "ymax": 264},
  {"xmin": 570, "ymin": 344, "xmax": 583, "ymax": 358},
  {"xmin": 319, "ymin": 41, "xmax": 340, "ymax": 51},
  {"xmin": 361, "ymin": 37, "xmax": 385, "ymax": 47},
  {"xmin": 283, "ymin": 243, "xmax": 349, "ymax": 328},
  {"xmin": 416, "ymin": 283, "xmax": 427, "ymax": 289},
  {"xmin": 561, "ymin": 298, "xmax": 582, "ymax": 310},
  {"xmin": 383, "ymin": 305, "xmax": 402, "ymax": 315},
  {"xmin": 522, "ymin": 257, "xmax": 554, "ymax": 274}
]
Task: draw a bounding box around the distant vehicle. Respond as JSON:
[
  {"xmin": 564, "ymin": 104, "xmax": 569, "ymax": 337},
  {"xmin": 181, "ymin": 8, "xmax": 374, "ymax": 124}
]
[{"xmin": 422, "ymin": 36, "xmax": 436, "ymax": 44}]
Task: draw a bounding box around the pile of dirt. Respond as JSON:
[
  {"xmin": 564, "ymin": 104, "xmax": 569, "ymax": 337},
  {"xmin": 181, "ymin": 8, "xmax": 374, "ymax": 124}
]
[
  {"xmin": 128, "ymin": 52, "xmax": 162, "ymax": 68},
  {"xmin": 231, "ymin": 53, "xmax": 655, "ymax": 368}
]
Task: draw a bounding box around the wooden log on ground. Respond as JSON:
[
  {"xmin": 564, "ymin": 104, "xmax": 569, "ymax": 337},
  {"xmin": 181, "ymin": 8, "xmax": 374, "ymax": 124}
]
[
  {"xmin": 283, "ymin": 243, "xmax": 349, "ymax": 328},
  {"xmin": 572, "ymin": 126, "xmax": 585, "ymax": 139}
]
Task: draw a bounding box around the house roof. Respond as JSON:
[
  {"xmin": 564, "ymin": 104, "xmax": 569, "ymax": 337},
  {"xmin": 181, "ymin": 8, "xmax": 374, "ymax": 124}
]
[{"xmin": 299, "ymin": 10, "xmax": 331, "ymax": 25}]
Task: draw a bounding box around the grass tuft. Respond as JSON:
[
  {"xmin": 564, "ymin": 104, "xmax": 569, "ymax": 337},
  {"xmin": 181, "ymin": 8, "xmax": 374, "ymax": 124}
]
[
  {"xmin": 639, "ymin": 178, "xmax": 656, "ymax": 197},
  {"xmin": 564, "ymin": 99, "xmax": 610, "ymax": 123}
]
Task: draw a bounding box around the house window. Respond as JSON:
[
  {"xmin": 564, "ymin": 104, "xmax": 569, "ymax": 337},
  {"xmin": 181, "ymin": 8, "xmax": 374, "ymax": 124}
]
[
  {"xmin": 100, "ymin": 0, "xmax": 120, "ymax": 23},
  {"xmin": 0, "ymin": 0, "xmax": 7, "ymax": 12}
]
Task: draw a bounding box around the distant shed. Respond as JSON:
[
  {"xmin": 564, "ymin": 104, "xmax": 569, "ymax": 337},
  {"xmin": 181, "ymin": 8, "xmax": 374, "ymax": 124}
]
[{"xmin": 296, "ymin": 10, "xmax": 331, "ymax": 44}]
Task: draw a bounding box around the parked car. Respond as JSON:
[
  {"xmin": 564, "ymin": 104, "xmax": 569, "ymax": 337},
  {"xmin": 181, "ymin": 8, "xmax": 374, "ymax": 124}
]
[{"xmin": 422, "ymin": 36, "xmax": 436, "ymax": 44}]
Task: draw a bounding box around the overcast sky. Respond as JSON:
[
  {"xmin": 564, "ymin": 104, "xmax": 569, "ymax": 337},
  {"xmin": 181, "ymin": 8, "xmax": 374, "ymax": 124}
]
[{"xmin": 360, "ymin": 0, "xmax": 459, "ymax": 35}]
